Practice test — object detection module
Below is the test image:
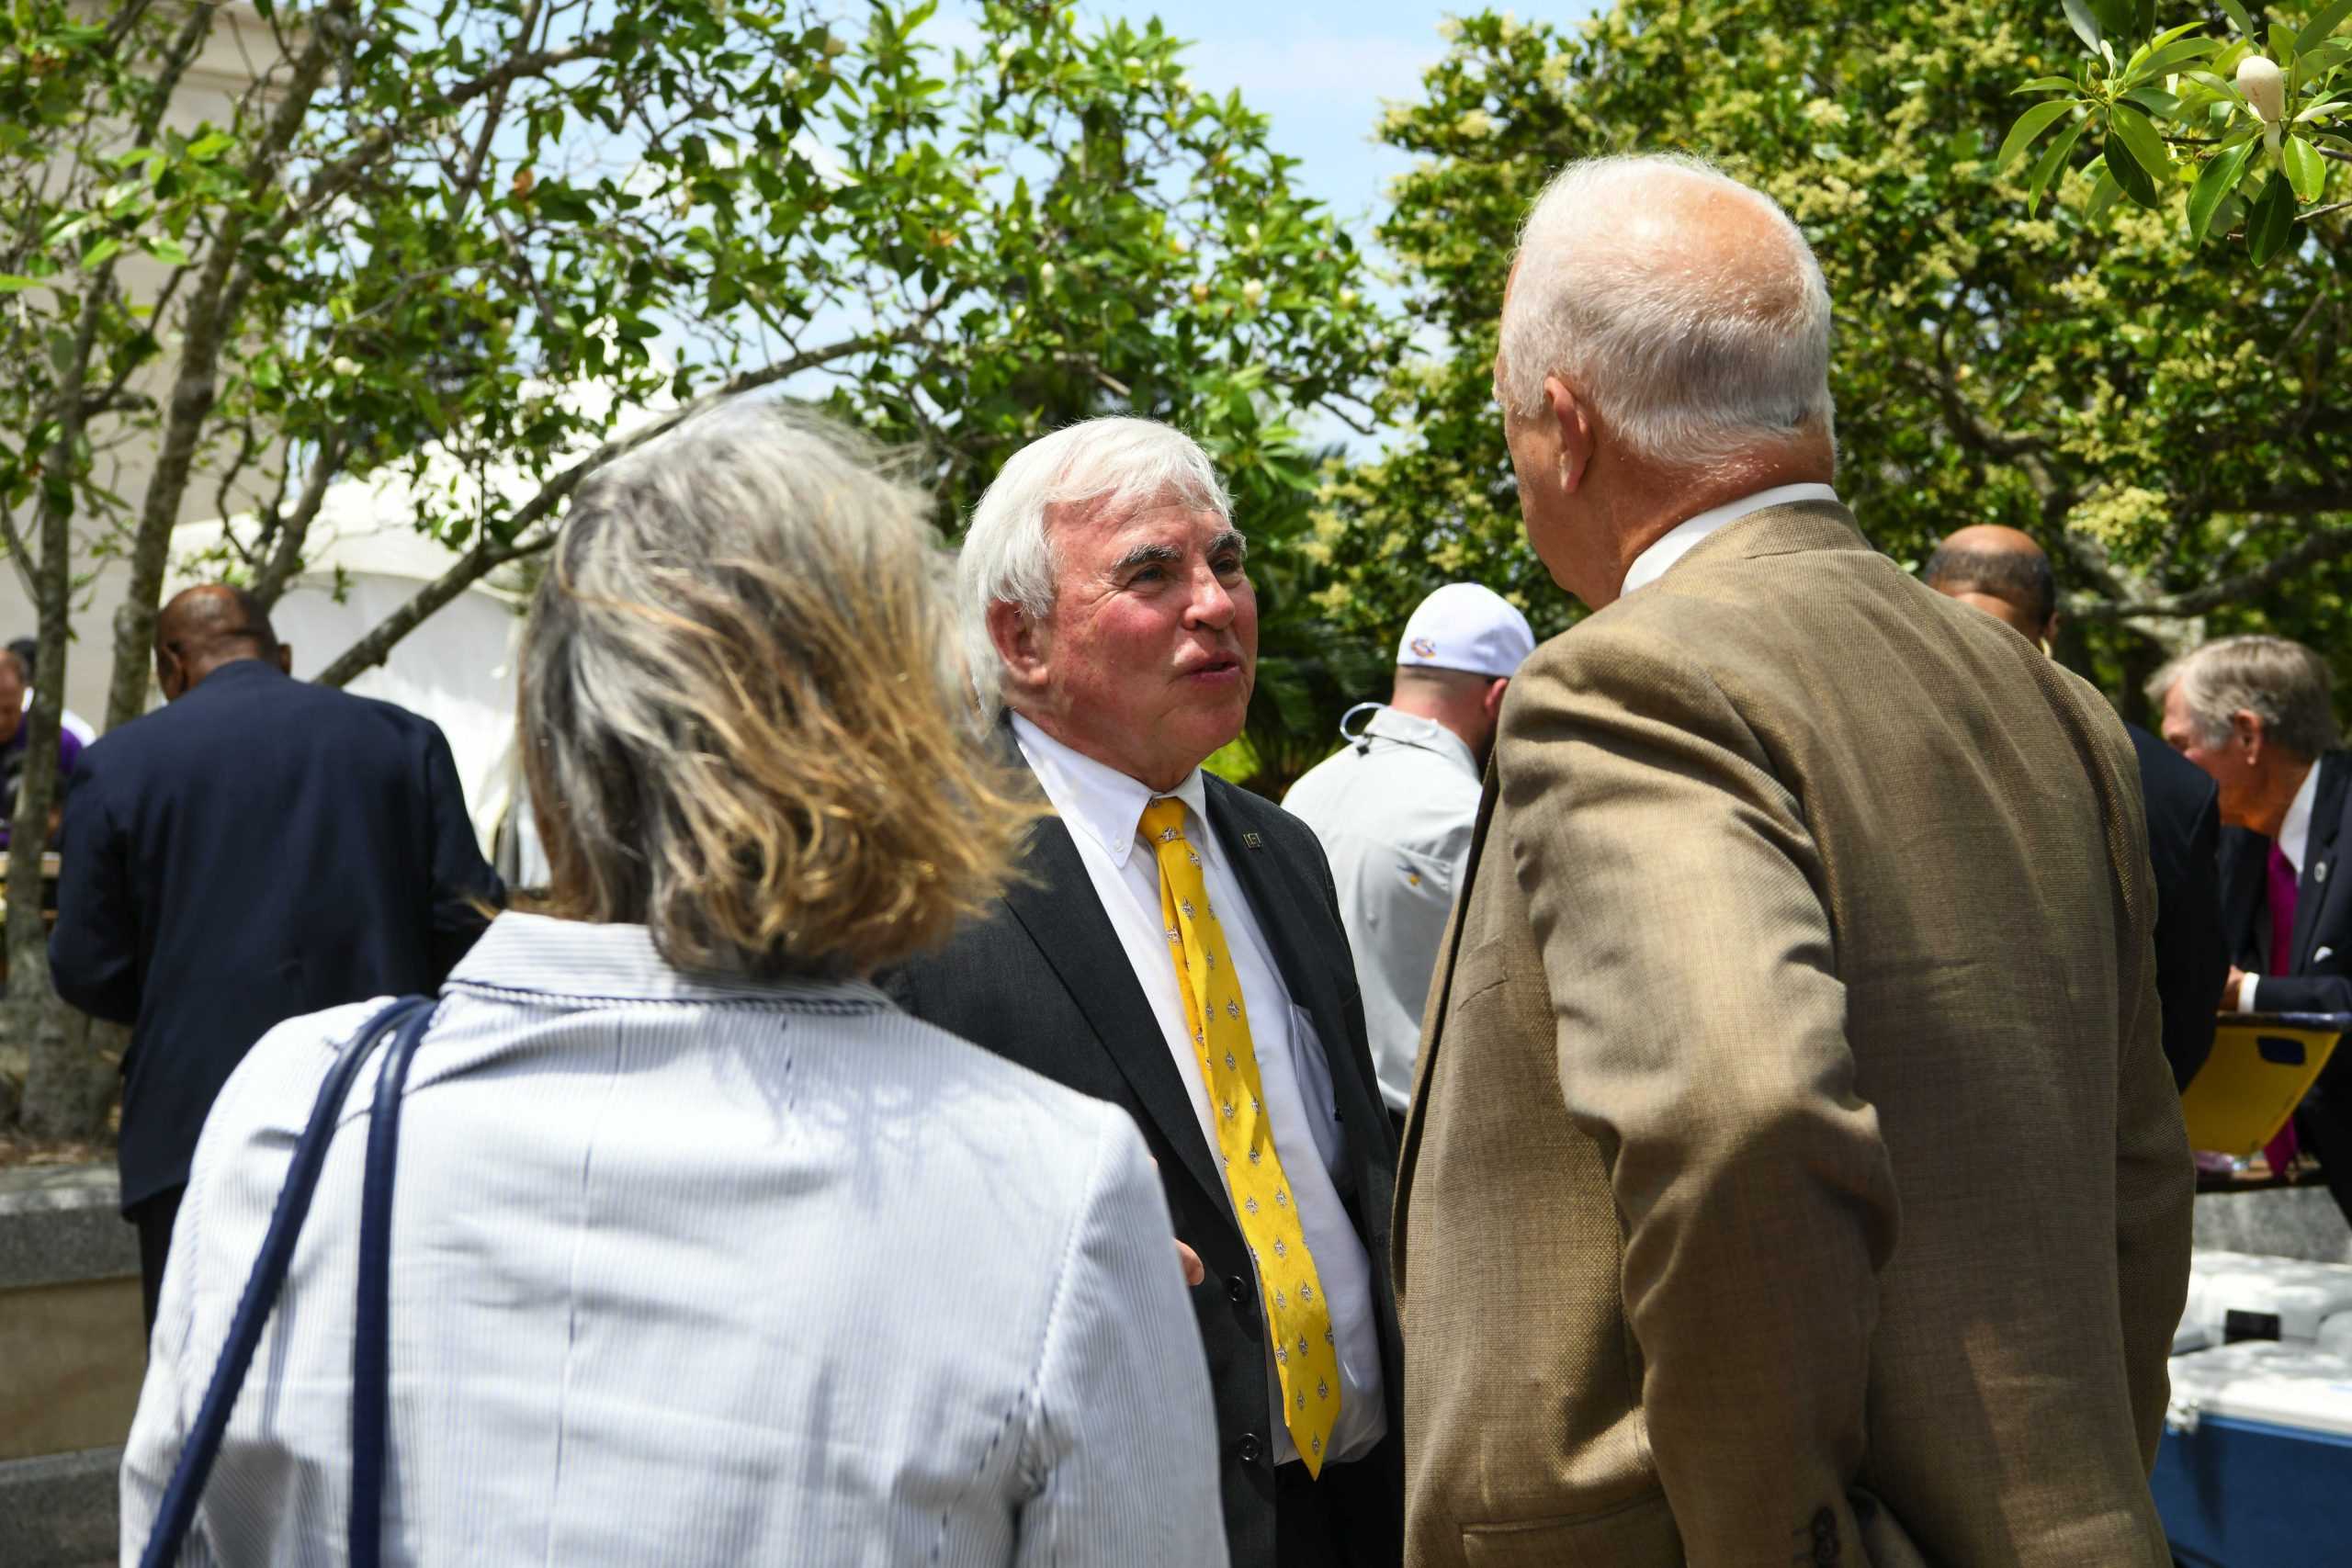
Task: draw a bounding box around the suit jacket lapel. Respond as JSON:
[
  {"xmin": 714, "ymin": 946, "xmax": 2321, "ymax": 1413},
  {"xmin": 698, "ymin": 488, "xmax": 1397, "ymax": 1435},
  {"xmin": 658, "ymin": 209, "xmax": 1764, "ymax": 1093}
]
[
  {"xmin": 2292, "ymin": 753, "xmax": 2350, "ymax": 970},
  {"xmin": 998, "ymin": 813, "xmax": 1232, "ymax": 1215},
  {"xmin": 1203, "ymin": 779, "xmax": 1388, "ymax": 1170}
]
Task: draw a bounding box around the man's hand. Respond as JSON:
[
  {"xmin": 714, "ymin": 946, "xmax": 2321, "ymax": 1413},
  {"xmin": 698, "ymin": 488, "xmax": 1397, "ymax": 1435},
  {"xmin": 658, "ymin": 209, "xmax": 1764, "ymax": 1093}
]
[{"xmin": 2226, "ymin": 966, "xmax": 2252, "ymax": 1011}]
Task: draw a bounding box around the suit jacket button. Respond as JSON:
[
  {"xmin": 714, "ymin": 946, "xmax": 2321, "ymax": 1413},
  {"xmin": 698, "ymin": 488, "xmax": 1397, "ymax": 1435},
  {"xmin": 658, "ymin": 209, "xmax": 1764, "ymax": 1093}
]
[
  {"xmin": 1226, "ymin": 1275, "xmax": 1250, "ymax": 1306},
  {"xmin": 1236, "ymin": 1432, "xmax": 1262, "ymax": 1466}
]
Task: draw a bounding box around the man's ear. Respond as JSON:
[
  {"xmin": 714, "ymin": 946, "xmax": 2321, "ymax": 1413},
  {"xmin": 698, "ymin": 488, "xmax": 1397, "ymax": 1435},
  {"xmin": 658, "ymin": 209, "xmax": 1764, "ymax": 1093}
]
[
  {"xmin": 987, "ymin": 599, "xmax": 1047, "ymax": 693},
  {"xmin": 276, "ymin": 644, "xmax": 294, "ymax": 675},
  {"xmin": 1546, "ymin": 376, "xmax": 1596, "ymax": 494},
  {"xmin": 2233, "ymin": 708, "xmax": 2267, "ymax": 766},
  {"xmin": 1483, "ymin": 676, "xmax": 1510, "ymax": 725}
]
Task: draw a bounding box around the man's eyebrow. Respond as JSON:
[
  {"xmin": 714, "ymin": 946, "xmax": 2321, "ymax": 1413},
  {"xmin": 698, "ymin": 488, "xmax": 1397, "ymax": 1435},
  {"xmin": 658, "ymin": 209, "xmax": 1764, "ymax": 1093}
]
[
  {"xmin": 1112, "ymin": 541, "xmax": 1184, "ymax": 574},
  {"xmin": 1209, "ymin": 529, "xmax": 1248, "ymax": 560}
]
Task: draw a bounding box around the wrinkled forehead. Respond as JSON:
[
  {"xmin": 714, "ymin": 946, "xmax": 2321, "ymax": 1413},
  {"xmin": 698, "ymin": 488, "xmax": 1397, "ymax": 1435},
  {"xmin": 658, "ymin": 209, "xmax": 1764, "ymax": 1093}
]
[{"xmin": 1047, "ymin": 485, "xmax": 1235, "ymax": 557}]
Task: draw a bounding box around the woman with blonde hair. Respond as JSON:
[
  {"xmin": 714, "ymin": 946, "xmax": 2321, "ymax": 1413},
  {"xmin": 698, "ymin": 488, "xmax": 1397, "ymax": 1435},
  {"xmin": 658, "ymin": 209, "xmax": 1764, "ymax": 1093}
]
[{"xmin": 120, "ymin": 403, "xmax": 1226, "ymax": 1566}]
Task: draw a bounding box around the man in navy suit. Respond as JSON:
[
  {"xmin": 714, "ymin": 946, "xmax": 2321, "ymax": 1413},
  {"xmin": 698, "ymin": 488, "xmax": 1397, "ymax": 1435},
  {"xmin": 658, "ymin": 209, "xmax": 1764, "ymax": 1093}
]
[
  {"xmin": 2153, "ymin": 634, "xmax": 2352, "ymax": 1220},
  {"xmin": 50, "ymin": 584, "xmax": 502, "ymax": 1325}
]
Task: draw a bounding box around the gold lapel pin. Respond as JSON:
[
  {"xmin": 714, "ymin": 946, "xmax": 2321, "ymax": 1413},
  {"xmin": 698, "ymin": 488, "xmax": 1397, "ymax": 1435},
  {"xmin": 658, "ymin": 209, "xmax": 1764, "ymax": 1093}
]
[{"xmin": 1242, "ymin": 832, "xmax": 1264, "ymax": 851}]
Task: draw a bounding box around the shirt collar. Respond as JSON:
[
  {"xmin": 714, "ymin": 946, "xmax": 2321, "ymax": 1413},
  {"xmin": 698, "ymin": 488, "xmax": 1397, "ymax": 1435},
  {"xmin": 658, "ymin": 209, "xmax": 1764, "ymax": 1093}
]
[
  {"xmin": 1362, "ymin": 705, "xmax": 1478, "ymax": 779},
  {"xmin": 2280, "ymin": 761, "xmax": 2322, "ymax": 874},
  {"xmin": 1011, "ymin": 712, "xmax": 1210, "ymax": 869},
  {"xmin": 1620, "ymin": 483, "xmax": 1844, "ymax": 598},
  {"xmin": 445, "ymin": 910, "xmax": 890, "ymax": 1010}
]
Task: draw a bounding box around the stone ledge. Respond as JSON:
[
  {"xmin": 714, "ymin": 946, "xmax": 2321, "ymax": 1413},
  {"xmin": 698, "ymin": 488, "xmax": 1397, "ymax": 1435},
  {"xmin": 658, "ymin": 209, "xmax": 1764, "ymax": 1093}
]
[
  {"xmin": 0, "ymin": 1164, "xmax": 134, "ymax": 1291},
  {"xmin": 0, "ymin": 1445, "xmax": 119, "ymax": 1568}
]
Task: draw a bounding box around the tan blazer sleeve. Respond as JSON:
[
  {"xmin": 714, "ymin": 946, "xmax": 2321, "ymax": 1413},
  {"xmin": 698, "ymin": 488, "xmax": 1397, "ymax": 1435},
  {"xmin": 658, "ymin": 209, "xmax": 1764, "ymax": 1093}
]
[
  {"xmin": 1499, "ymin": 630, "xmax": 1899, "ymax": 1562},
  {"xmin": 2098, "ymin": 731, "xmax": 2196, "ymax": 1471}
]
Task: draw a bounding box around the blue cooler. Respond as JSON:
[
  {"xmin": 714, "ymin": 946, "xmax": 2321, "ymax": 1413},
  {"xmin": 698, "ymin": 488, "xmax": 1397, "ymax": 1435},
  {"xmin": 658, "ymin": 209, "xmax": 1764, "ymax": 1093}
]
[{"xmin": 2154, "ymin": 1341, "xmax": 2352, "ymax": 1564}]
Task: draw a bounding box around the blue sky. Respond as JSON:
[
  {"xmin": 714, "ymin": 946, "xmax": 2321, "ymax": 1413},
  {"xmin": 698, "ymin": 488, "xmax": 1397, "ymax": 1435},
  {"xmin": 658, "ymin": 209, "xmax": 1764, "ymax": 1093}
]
[{"xmin": 935, "ymin": 2, "xmax": 1506, "ymax": 244}]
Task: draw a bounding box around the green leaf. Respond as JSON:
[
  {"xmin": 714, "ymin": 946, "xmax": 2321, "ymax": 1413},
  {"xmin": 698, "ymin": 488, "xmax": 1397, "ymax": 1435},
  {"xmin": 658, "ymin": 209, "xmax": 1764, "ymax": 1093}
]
[
  {"xmin": 0, "ymin": 276, "xmax": 40, "ymax": 294},
  {"xmin": 2220, "ymin": 0, "xmax": 2260, "ymax": 43},
  {"xmin": 2188, "ymin": 137, "xmax": 2257, "ymax": 240},
  {"xmin": 2106, "ymin": 128, "xmax": 2162, "ymax": 206},
  {"xmin": 2126, "ymin": 38, "xmax": 2222, "ymax": 86},
  {"xmin": 187, "ymin": 131, "xmax": 233, "ymax": 161},
  {"xmin": 2284, "ymin": 133, "xmax": 2326, "ymax": 200},
  {"xmin": 1997, "ymin": 99, "xmax": 2079, "ymax": 172},
  {"xmin": 2122, "ymin": 87, "xmax": 2183, "ymax": 118},
  {"xmin": 2026, "ymin": 114, "xmax": 2089, "ymax": 213},
  {"xmin": 80, "ymin": 235, "xmax": 120, "ymax": 267},
  {"xmin": 2012, "ymin": 75, "xmax": 2081, "ymax": 95},
  {"xmin": 2303, "ymin": 0, "xmax": 2352, "ymax": 55},
  {"xmin": 2247, "ymin": 170, "xmax": 2296, "ymax": 262},
  {"xmin": 2107, "ymin": 102, "xmax": 2177, "ymax": 194},
  {"xmin": 142, "ymin": 236, "xmax": 189, "ymax": 265},
  {"xmin": 2092, "ymin": 0, "xmax": 2136, "ymax": 42},
  {"xmin": 2085, "ymin": 162, "xmax": 2125, "ymax": 220},
  {"xmin": 2302, "ymin": 39, "xmax": 2352, "ymax": 76},
  {"xmin": 2270, "ymin": 22, "xmax": 2299, "ymax": 65},
  {"xmin": 2063, "ymin": 0, "xmax": 2102, "ymax": 51}
]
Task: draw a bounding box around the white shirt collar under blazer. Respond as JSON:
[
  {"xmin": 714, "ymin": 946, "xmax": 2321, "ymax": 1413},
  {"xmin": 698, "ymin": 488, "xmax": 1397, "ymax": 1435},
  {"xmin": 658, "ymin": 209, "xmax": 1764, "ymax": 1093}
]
[{"xmin": 1620, "ymin": 482, "xmax": 1844, "ymax": 598}]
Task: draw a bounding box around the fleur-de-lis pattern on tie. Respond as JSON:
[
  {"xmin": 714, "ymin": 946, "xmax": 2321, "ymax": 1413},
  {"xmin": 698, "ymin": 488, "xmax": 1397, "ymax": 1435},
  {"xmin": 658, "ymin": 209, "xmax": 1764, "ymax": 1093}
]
[{"xmin": 1139, "ymin": 796, "xmax": 1340, "ymax": 1475}]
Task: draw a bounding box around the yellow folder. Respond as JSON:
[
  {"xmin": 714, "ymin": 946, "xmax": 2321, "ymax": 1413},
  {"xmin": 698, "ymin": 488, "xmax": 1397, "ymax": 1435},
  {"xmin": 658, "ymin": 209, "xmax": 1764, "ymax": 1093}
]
[{"xmin": 2180, "ymin": 1013, "xmax": 2347, "ymax": 1158}]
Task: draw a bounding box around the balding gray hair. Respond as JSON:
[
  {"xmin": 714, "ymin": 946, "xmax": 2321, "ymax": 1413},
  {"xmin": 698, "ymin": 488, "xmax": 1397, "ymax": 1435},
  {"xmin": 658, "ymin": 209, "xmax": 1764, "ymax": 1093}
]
[
  {"xmin": 1499, "ymin": 153, "xmax": 1836, "ymax": 467},
  {"xmin": 957, "ymin": 417, "xmax": 1231, "ymax": 721},
  {"xmin": 2149, "ymin": 634, "xmax": 2340, "ymax": 760}
]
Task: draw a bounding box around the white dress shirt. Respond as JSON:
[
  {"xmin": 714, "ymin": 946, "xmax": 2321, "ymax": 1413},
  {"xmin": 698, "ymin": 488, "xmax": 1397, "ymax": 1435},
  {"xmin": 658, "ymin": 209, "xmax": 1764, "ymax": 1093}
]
[
  {"xmin": 121, "ymin": 912, "xmax": 1226, "ymax": 1567},
  {"xmin": 1012, "ymin": 715, "xmax": 1388, "ymax": 1469},
  {"xmin": 1620, "ymin": 482, "xmax": 1844, "ymax": 597},
  {"xmin": 2237, "ymin": 762, "xmax": 2323, "ymax": 1012},
  {"xmin": 1283, "ymin": 706, "xmax": 1481, "ymax": 1114}
]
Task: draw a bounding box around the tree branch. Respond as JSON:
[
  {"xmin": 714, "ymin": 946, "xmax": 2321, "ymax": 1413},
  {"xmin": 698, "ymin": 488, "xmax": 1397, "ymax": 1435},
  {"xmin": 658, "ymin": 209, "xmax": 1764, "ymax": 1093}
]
[
  {"xmin": 313, "ymin": 320, "xmax": 935, "ymax": 687},
  {"xmin": 2073, "ymin": 519, "xmax": 2352, "ymax": 622}
]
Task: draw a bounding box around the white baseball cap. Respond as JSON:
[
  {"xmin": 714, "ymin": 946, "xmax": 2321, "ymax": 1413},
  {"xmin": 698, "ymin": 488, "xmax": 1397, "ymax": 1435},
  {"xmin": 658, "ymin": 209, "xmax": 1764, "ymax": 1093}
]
[{"xmin": 1396, "ymin": 583, "xmax": 1535, "ymax": 679}]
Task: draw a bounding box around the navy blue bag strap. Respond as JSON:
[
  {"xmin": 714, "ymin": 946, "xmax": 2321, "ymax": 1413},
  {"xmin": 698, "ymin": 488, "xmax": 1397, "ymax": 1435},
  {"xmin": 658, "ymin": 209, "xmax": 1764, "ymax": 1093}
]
[
  {"xmin": 349, "ymin": 998, "xmax": 436, "ymax": 1568},
  {"xmin": 138, "ymin": 994, "xmax": 436, "ymax": 1568}
]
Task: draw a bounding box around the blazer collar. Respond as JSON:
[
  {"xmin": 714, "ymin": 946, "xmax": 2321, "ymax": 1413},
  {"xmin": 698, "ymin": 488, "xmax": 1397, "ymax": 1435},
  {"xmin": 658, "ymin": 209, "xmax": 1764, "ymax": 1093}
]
[{"xmin": 1662, "ymin": 497, "xmax": 1873, "ymax": 581}]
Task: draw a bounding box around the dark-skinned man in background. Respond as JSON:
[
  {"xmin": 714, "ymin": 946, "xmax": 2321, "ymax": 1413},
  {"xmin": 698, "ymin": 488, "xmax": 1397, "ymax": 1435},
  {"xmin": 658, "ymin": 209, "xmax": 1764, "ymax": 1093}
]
[{"xmin": 51, "ymin": 584, "xmax": 502, "ymax": 1328}]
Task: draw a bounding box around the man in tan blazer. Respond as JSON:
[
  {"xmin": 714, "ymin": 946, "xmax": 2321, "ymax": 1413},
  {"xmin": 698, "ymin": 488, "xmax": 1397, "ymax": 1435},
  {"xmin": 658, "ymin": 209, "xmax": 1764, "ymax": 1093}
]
[{"xmin": 1394, "ymin": 155, "xmax": 2192, "ymax": 1567}]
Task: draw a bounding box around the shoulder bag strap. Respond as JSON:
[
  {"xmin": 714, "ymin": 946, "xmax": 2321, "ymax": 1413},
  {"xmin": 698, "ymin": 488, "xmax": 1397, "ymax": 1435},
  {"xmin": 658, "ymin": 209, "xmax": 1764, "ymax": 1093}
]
[
  {"xmin": 349, "ymin": 997, "xmax": 439, "ymax": 1568},
  {"xmin": 138, "ymin": 993, "xmax": 436, "ymax": 1568}
]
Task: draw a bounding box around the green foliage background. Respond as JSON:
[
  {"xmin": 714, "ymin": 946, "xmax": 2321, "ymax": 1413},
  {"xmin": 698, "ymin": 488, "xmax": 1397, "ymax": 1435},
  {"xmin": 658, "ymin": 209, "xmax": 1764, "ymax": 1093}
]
[{"xmin": 1314, "ymin": 2, "xmax": 2352, "ymax": 732}]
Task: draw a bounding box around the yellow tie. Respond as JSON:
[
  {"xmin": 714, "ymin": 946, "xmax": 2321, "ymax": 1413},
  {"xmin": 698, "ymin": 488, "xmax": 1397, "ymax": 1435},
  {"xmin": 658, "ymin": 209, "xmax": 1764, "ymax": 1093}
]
[{"xmin": 1139, "ymin": 797, "xmax": 1341, "ymax": 1475}]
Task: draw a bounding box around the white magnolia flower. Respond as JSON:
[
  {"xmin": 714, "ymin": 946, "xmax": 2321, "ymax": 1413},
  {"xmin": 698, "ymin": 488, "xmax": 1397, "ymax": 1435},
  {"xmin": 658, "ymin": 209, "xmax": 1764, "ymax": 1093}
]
[
  {"xmin": 1039, "ymin": 262, "xmax": 1057, "ymax": 287},
  {"xmin": 330, "ymin": 355, "xmax": 361, "ymax": 378},
  {"xmin": 1239, "ymin": 278, "xmax": 1264, "ymax": 307},
  {"xmin": 2239, "ymin": 54, "xmax": 2286, "ymax": 151}
]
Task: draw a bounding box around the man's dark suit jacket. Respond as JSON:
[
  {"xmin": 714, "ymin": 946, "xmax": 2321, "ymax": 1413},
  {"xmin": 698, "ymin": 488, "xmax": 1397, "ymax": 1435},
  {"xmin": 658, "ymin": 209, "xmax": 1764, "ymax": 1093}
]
[
  {"xmin": 2127, "ymin": 722, "xmax": 2228, "ymax": 1089},
  {"xmin": 50, "ymin": 660, "xmax": 502, "ymax": 1209},
  {"xmin": 2221, "ymin": 749, "xmax": 2352, "ymax": 1017},
  {"xmin": 884, "ymin": 762, "xmax": 1405, "ymax": 1568}
]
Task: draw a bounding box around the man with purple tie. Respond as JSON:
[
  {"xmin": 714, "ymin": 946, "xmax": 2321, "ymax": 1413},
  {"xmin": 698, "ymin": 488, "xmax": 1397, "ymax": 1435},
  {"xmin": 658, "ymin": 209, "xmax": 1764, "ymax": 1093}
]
[{"xmin": 2153, "ymin": 634, "xmax": 2352, "ymax": 1218}]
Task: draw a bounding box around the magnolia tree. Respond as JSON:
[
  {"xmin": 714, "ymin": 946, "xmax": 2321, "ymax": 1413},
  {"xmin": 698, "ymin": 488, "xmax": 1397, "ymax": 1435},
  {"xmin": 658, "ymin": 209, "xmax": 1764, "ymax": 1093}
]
[
  {"xmin": 2002, "ymin": 0, "xmax": 2352, "ymax": 262},
  {"xmin": 1317, "ymin": 2, "xmax": 2352, "ymax": 725},
  {"xmin": 0, "ymin": 0, "xmax": 1394, "ymax": 1135}
]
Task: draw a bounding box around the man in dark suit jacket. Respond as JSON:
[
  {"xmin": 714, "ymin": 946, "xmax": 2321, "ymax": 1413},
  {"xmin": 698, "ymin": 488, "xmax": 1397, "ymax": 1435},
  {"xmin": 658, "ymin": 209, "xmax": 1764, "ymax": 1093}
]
[
  {"xmin": 888, "ymin": 420, "xmax": 1403, "ymax": 1568},
  {"xmin": 2153, "ymin": 634, "xmax": 2352, "ymax": 1218},
  {"xmin": 1924, "ymin": 525, "xmax": 2227, "ymax": 1088},
  {"xmin": 50, "ymin": 584, "xmax": 502, "ymax": 1325}
]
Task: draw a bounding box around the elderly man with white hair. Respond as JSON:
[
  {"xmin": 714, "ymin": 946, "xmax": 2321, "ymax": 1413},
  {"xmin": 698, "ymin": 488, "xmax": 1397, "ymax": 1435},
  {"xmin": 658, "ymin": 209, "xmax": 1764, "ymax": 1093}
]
[
  {"xmin": 885, "ymin": 417, "xmax": 1405, "ymax": 1568},
  {"xmin": 1393, "ymin": 155, "xmax": 2190, "ymax": 1566}
]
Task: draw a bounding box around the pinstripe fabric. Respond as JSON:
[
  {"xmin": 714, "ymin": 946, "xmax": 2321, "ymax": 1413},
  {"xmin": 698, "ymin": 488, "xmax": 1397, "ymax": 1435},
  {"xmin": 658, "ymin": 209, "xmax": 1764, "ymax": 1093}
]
[{"xmin": 120, "ymin": 912, "xmax": 1227, "ymax": 1568}]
